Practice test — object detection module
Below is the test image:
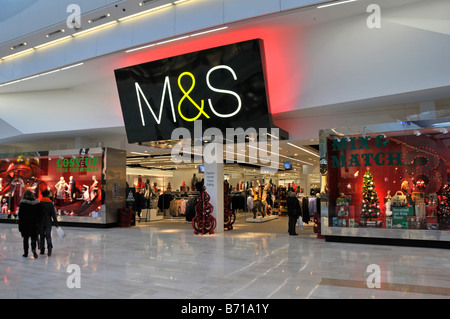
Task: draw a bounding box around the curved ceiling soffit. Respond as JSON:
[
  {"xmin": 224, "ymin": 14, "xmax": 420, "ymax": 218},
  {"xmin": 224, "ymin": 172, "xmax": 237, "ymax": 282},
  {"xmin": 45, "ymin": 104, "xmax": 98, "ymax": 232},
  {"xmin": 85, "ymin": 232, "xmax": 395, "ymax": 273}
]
[{"xmin": 0, "ymin": 0, "xmax": 40, "ymax": 23}]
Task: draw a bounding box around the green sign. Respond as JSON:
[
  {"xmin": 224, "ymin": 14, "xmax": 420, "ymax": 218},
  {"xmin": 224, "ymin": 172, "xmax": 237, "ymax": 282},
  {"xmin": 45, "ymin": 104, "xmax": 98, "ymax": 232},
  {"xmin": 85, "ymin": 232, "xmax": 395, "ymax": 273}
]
[{"xmin": 392, "ymin": 206, "xmax": 414, "ymax": 228}]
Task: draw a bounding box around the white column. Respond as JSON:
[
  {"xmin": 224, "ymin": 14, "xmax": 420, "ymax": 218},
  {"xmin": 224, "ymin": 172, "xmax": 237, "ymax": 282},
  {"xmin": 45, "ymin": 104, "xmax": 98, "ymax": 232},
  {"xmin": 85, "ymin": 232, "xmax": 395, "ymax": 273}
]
[{"xmin": 204, "ymin": 161, "xmax": 224, "ymax": 233}]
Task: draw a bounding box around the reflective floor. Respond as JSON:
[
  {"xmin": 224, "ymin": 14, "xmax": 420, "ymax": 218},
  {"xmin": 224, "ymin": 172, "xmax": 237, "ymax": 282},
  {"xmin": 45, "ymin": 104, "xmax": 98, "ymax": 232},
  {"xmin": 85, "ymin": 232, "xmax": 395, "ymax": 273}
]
[{"xmin": 1, "ymin": 214, "xmax": 449, "ymax": 299}]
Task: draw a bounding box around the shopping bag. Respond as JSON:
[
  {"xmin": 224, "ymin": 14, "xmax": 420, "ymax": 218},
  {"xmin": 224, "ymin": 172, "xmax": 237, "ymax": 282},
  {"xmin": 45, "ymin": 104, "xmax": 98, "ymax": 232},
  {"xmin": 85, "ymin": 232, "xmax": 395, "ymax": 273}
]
[
  {"xmin": 297, "ymin": 216, "xmax": 303, "ymax": 230},
  {"xmin": 56, "ymin": 226, "xmax": 65, "ymax": 239}
]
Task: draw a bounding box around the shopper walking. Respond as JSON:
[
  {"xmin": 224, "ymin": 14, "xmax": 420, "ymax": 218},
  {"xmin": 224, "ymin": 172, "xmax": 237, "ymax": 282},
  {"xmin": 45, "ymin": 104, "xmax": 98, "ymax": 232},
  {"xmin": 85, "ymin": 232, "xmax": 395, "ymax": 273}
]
[
  {"xmin": 39, "ymin": 189, "xmax": 59, "ymax": 256},
  {"xmin": 18, "ymin": 190, "xmax": 41, "ymax": 258},
  {"xmin": 287, "ymin": 189, "xmax": 301, "ymax": 236}
]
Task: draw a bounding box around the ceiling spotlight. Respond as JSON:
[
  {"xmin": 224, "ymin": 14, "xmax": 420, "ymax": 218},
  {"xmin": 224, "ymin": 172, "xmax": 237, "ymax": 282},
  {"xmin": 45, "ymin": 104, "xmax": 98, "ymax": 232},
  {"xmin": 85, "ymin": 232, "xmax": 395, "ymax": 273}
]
[
  {"xmin": 10, "ymin": 42, "xmax": 27, "ymax": 50},
  {"xmin": 440, "ymin": 128, "xmax": 448, "ymax": 134},
  {"xmin": 46, "ymin": 29, "xmax": 66, "ymax": 38},
  {"xmin": 88, "ymin": 13, "xmax": 111, "ymax": 23},
  {"xmin": 414, "ymin": 130, "xmax": 421, "ymax": 136}
]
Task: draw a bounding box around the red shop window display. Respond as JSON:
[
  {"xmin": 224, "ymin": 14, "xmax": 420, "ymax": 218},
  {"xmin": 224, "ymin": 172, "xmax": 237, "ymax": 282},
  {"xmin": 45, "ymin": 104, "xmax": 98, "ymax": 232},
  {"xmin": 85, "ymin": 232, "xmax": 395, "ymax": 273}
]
[
  {"xmin": 0, "ymin": 153, "xmax": 103, "ymax": 218},
  {"xmin": 327, "ymin": 129, "xmax": 450, "ymax": 231}
]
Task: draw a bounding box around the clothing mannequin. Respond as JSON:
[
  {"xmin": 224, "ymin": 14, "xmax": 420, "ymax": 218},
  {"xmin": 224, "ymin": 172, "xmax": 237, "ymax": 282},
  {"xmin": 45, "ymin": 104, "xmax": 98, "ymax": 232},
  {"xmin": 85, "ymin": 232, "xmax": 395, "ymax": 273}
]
[
  {"xmin": 55, "ymin": 177, "xmax": 69, "ymax": 205},
  {"xmin": 68, "ymin": 176, "xmax": 77, "ymax": 202},
  {"xmin": 261, "ymin": 182, "xmax": 271, "ymax": 216},
  {"xmin": 401, "ymin": 180, "xmax": 414, "ymax": 206},
  {"xmin": 385, "ymin": 190, "xmax": 392, "ymax": 217},
  {"xmin": 253, "ymin": 181, "xmax": 263, "ymax": 218},
  {"xmin": 90, "ymin": 175, "xmax": 99, "ymax": 199},
  {"xmin": 83, "ymin": 175, "xmax": 99, "ymax": 201},
  {"xmin": 11, "ymin": 173, "xmax": 25, "ymax": 213},
  {"xmin": 136, "ymin": 177, "xmax": 145, "ymax": 193}
]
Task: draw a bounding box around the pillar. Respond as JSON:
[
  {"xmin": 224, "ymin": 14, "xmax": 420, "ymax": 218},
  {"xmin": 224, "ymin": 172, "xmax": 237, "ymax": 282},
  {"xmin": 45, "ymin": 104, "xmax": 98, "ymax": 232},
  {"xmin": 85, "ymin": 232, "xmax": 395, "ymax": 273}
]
[{"xmin": 204, "ymin": 161, "xmax": 224, "ymax": 233}]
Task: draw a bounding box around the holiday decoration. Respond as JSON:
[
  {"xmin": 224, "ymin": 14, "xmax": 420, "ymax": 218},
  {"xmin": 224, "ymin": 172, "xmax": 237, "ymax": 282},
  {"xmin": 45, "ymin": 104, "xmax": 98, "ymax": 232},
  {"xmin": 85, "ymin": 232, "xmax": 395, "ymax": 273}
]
[
  {"xmin": 192, "ymin": 186, "xmax": 217, "ymax": 235},
  {"xmin": 223, "ymin": 181, "xmax": 235, "ymax": 230},
  {"xmin": 438, "ymin": 184, "xmax": 450, "ymax": 230},
  {"xmin": 313, "ymin": 212, "xmax": 324, "ymax": 239},
  {"xmin": 403, "ymin": 145, "xmax": 443, "ymax": 193},
  {"xmin": 360, "ymin": 168, "xmax": 381, "ymax": 225}
]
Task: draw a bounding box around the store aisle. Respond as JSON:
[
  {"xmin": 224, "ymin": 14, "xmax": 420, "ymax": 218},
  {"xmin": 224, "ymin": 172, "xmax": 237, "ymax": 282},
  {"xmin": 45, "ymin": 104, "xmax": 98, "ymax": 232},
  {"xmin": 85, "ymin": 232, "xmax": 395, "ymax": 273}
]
[{"xmin": 0, "ymin": 222, "xmax": 448, "ymax": 299}]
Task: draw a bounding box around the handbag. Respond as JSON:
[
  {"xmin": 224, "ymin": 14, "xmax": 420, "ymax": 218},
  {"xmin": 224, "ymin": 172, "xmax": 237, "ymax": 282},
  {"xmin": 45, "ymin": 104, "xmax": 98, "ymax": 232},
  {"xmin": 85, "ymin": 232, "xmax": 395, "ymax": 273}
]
[
  {"xmin": 391, "ymin": 191, "xmax": 407, "ymax": 207},
  {"xmin": 56, "ymin": 226, "xmax": 65, "ymax": 239},
  {"xmin": 297, "ymin": 216, "xmax": 303, "ymax": 229}
]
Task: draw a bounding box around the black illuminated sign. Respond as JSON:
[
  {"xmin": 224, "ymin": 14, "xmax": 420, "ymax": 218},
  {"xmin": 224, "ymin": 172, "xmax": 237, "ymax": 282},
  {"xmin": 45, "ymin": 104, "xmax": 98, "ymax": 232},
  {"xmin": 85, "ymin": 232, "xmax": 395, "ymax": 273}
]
[{"xmin": 114, "ymin": 39, "xmax": 273, "ymax": 142}]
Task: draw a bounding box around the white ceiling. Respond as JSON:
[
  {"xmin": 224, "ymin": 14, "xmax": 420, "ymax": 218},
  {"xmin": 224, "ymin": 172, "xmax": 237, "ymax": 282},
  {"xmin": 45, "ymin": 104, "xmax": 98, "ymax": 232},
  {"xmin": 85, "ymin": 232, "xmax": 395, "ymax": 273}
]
[{"xmin": 0, "ymin": 0, "xmax": 424, "ymax": 93}]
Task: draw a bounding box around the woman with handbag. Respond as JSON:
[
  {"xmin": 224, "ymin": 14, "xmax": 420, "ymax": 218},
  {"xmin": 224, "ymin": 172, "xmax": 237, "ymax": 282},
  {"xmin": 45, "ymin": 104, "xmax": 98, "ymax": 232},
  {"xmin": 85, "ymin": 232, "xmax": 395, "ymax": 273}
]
[{"xmin": 18, "ymin": 190, "xmax": 41, "ymax": 258}]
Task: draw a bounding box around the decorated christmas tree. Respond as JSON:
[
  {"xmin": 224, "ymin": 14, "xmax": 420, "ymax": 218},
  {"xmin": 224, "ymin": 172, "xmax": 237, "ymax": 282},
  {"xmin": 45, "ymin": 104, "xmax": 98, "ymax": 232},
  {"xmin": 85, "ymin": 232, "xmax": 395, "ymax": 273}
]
[
  {"xmin": 438, "ymin": 184, "xmax": 450, "ymax": 229},
  {"xmin": 361, "ymin": 168, "xmax": 380, "ymax": 221}
]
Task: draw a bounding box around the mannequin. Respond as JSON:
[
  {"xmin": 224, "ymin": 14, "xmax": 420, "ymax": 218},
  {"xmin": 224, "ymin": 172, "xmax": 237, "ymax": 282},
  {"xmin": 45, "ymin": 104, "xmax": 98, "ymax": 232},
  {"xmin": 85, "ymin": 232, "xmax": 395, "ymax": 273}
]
[
  {"xmin": 84, "ymin": 175, "xmax": 99, "ymax": 201},
  {"xmin": 136, "ymin": 177, "xmax": 145, "ymax": 193},
  {"xmin": 261, "ymin": 182, "xmax": 271, "ymax": 216},
  {"xmin": 385, "ymin": 190, "xmax": 392, "ymax": 217},
  {"xmin": 90, "ymin": 175, "xmax": 99, "ymax": 200},
  {"xmin": 55, "ymin": 177, "xmax": 69, "ymax": 206},
  {"xmin": 191, "ymin": 174, "xmax": 198, "ymax": 191},
  {"xmin": 68, "ymin": 176, "xmax": 77, "ymax": 202},
  {"xmin": 11, "ymin": 173, "xmax": 25, "ymax": 213},
  {"xmin": 253, "ymin": 181, "xmax": 264, "ymax": 218},
  {"xmin": 401, "ymin": 180, "xmax": 414, "ymax": 206}
]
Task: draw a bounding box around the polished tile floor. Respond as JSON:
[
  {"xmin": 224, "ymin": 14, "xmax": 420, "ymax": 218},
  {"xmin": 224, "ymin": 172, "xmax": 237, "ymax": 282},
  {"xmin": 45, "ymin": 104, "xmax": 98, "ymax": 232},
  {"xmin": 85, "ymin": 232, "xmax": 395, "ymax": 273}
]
[{"xmin": 1, "ymin": 214, "xmax": 449, "ymax": 299}]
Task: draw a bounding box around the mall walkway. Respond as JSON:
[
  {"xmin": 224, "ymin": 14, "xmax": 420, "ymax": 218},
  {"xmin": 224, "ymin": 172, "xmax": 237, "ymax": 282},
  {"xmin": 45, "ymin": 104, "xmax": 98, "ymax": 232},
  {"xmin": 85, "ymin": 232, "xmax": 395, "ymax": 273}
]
[{"xmin": 0, "ymin": 215, "xmax": 449, "ymax": 299}]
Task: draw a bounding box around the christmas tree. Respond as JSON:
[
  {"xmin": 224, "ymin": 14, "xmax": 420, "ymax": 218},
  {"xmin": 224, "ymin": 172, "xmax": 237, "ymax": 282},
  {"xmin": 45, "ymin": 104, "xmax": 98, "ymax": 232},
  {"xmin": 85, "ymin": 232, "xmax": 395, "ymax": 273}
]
[
  {"xmin": 361, "ymin": 168, "xmax": 380, "ymax": 221},
  {"xmin": 438, "ymin": 184, "xmax": 450, "ymax": 229}
]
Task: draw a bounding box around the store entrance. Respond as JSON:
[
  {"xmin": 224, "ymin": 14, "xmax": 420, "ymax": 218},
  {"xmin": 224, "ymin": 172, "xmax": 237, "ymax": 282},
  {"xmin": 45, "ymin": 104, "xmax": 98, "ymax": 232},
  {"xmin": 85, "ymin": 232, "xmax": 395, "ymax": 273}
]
[{"xmin": 125, "ymin": 140, "xmax": 322, "ymax": 235}]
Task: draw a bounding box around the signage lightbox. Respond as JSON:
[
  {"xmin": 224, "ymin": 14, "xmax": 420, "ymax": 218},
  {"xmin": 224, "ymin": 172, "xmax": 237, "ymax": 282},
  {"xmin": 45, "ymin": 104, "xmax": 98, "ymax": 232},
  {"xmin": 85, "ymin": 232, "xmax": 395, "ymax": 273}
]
[{"xmin": 114, "ymin": 39, "xmax": 273, "ymax": 142}]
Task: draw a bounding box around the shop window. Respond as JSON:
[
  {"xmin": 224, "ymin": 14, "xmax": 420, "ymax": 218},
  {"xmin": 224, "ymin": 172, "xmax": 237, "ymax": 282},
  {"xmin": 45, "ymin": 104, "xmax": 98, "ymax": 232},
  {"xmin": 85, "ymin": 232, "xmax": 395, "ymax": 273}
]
[{"xmin": 326, "ymin": 127, "xmax": 450, "ymax": 231}]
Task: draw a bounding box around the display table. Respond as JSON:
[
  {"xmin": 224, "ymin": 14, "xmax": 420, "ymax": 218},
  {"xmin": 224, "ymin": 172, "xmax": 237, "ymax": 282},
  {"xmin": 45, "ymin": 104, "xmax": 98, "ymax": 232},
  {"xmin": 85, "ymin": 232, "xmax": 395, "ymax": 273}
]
[
  {"xmin": 149, "ymin": 208, "xmax": 163, "ymax": 221},
  {"xmin": 246, "ymin": 215, "xmax": 278, "ymax": 223}
]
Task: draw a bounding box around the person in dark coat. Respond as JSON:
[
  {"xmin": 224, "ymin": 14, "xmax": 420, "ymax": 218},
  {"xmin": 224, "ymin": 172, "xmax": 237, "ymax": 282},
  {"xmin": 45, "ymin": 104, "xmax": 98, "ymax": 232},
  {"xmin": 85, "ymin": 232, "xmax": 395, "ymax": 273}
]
[
  {"xmin": 39, "ymin": 189, "xmax": 59, "ymax": 256},
  {"xmin": 287, "ymin": 190, "xmax": 301, "ymax": 236},
  {"xmin": 18, "ymin": 190, "xmax": 41, "ymax": 258}
]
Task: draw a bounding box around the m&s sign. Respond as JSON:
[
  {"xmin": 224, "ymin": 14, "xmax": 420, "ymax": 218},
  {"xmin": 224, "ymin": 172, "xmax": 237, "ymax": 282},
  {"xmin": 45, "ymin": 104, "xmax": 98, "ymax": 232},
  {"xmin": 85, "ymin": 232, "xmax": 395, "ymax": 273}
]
[{"xmin": 115, "ymin": 39, "xmax": 273, "ymax": 142}]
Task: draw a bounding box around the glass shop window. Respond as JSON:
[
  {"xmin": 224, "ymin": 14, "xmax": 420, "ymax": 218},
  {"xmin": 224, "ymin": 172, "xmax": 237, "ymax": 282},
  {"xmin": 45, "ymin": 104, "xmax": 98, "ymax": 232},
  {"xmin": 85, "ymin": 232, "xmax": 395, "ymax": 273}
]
[{"xmin": 326, "ymin": 127, "xmax": 450, "ymax": 231}]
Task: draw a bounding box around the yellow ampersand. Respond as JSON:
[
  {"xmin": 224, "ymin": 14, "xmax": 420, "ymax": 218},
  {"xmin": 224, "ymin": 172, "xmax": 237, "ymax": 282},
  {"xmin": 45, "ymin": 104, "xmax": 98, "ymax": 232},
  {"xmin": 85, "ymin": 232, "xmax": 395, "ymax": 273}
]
[{"xmin": 177, "ymin": 72, "xmax": 210, "ymax": 122}]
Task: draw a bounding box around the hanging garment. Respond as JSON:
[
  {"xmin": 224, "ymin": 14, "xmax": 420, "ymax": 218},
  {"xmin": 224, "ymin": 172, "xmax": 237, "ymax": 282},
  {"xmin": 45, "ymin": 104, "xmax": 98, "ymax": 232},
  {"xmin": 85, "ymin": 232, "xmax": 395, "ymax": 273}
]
[
  {"xmin": 247, "ymin": 196, "xmax": 254, "ymax": 211},
  {"xmin": 308, "ymin": 197, "xmax": 317, "ymax": 217},
  {"xmin": 179, "ymin": 198, "xmax": 187, "ymax": 215},
  {"xmin": 302, "ymin": 197, "xmax": 310, "ymax": 224}
]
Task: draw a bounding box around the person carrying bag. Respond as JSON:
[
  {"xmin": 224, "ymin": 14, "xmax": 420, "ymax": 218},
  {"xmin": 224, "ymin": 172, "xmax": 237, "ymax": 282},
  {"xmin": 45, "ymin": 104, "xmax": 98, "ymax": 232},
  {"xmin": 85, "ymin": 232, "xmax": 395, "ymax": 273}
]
[{"xmin": 39, "ymin": 189, "xmax": 59, "ymax": 257}]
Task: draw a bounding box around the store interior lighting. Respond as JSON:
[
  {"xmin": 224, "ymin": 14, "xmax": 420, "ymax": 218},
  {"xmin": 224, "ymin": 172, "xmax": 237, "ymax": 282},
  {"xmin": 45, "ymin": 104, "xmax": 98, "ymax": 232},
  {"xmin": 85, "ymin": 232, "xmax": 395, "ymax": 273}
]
[{"xmin": 287, "ymin": 142, "xmax": 320, "ymax": 158}]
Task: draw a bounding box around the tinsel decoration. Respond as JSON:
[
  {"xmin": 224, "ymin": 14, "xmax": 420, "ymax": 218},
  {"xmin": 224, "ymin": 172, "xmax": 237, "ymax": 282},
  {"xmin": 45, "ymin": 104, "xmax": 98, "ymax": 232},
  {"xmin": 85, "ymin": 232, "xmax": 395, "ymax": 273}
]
[{"xmin": 438, "ymin": 184, "xmax": 450, "ymax": 229}]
